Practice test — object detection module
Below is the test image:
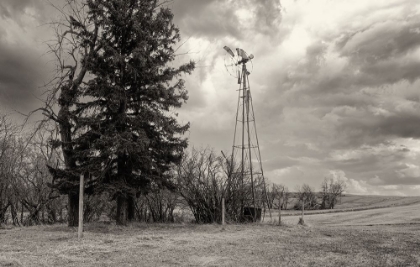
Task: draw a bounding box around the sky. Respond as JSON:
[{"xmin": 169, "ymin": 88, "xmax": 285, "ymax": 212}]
[{"xmin": 1, "ymin": 0, "xmax": 420, "ymax": 196}]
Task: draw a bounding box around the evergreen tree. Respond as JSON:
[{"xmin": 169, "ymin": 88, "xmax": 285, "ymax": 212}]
[
  {"xmin": 47, "ymin": 0, "xmax": 194, "ymax": 226},
  {"xmin": 74, "ymin": 0, "xmax": 194, "ymax": 225}
]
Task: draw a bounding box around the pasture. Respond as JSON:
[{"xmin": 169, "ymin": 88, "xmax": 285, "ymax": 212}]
[{"xmin": 1, "ymin": 196, "xmax": 420, "ymax": 267}]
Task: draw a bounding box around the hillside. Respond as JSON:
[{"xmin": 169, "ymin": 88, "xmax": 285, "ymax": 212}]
[
  {"xmin": 279, "ymin": 201, "xmax": 420, "ymax": 226},
  {"xmin": 333, "ymin": 194, "xmax": 420, "ymax": 210},
  {"xmin": 279, "ymin": 194, "xmax": 420, "ymax": 216}
]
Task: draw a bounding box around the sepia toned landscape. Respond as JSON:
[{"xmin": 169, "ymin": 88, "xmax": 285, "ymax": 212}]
[{"xmin": 1, "ymin": 0, "xmax": 420, "ymax": 266}]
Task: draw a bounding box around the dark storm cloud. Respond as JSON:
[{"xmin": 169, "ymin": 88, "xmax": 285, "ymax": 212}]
[
  {"xmin": 317, "ymin": 93, "xmax": 375, "ymax": 109},
  {"xmin": 320, "ymin": 142, "xmax": 420, "ymax": 188},
  {"xmin": 263, "ymin": 141, "xmax": 325, "ymax": 172},
  {"xmin": 252, "ymin": 0, "xmax": 283, "ymax": 36},
  {"xmin": 170, "ymin": 0, "xmax": 282, "ymax": 40},
  {"xmin": 0, "ymin": 38, "xmax": 43, "ymax": 109},
  {"xmin": 171, "ymin": 0, "xmax": 242, "ymax": 39},
  {"xmin": 389, "ymin": 176, "xmax": 420, "ymax": 185},
  {"xmin": 256, "ymin": 4, "xmax": 420, "ymax": 149},
  {"xmin": 0, "ymin": 0, "xmax": 44, "ymax": 19},
  {"xmin": 376, "ymin": 169, "xmax": 420, "ymax": 186},
  {"xmin": 269, "ymin": 13, "xmax": 420, "ymax": 102},
  {"xmin": 340, "ymin": 19, "xmax": 420, "ymax": 63},
  {"xmin": 375, "ymin": 112, "xmax": 420, "ymax": 139},
  {"xmin": 0, "ymin": 0, "xmax": 63, "ymax": 111},
  {"xmin": 332, "ymin": 16, "xmax": 420, "ymax": 90},
  {"xmin": 264, "ymin": 156, "xmax": 299, "ymax": 171},
  {"xmin": 330, "ymin": 106, "xmax": 420, "ymax": 149},
  {"xmin": 327, "ymin": 146, "xmax": 408, "ymax": 174},
  {"xmin": 355, "ymin": 59, "xmax": 420, "ymax": 87}
]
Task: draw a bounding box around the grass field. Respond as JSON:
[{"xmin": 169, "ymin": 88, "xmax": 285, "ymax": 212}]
[
  {"xmin": 281, "ymin": 195, "xmax": 420, "ymax": 216},
  {"xmin": 1, "ymin": 196, "xmax": 420, "ymax": 266}
]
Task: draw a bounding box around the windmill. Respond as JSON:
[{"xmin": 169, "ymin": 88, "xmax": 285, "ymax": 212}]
[{"xmin": 223, "ymin": 46, "xmax": 271, "ymax": 222}]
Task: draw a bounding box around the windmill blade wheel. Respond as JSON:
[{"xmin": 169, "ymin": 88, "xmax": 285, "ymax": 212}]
[{"xmin": 224, "ymin": 55, "xmax": 241, "ymax": 78}]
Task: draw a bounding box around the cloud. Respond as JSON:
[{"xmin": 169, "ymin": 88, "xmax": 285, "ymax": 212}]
[
  {"xmin": 0, "ymin": 32, "xmax": 46, "ymax": 110},
  {"xmin": 327, "ymin": 170, "xmax": 377, "ymax": 195},
  {"xmin": 346, "ymin": 178, "xmax": 375, "ymax": 195},
  {"xmin": 171, "ymin": 0, "xmax": 282, "ymax": 41},
  {"xmin": 255, "ymin": 0, "xmax": 420, "ymax": 156},
  {"xmin": 0, "ymin": 0, "xmax": 44, "ymax": 21},
  {"xmin": 0, "ymin": 0, "xmax": 56, "ymax": 112},
  {"xmin": 171, "ymin": 0, "xmax": 242, "ymax": 40}
]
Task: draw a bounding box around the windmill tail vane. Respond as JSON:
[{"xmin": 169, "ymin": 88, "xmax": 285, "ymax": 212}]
[{"xmin": 223, "ymin": 46, "xmax": 235, "ymax": 58}]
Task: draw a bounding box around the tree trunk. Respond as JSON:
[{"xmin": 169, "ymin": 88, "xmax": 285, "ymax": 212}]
[
  {"xmin": 41, "ymin": 205, "xmax": 45, "ymax": 223},
  {"xmin": 24, "ymin": 204, "xmax": 41, "ymax": 226},
  {"xmin": 278, "ymin": 195, "xmax": 283, "ymax": 225},
  {"xmin": 169, "ymin": 207, "xmax": 175, "ymax": 223},
  {"xmin": 58, "ymin": 89, "xmax": 79, "ymax": 227},
  {"xmin": 127, "ymin": 196, "xmax": 135, "ymax": 222},
  {"xmin": 278, "ymin": 203, "xmax": 281, "ymax": 225},
  {"xmin": 47, "ymin": 203, "xmax": 57, "ymax": 224},
  {"xmin": 10, "ymin": 201, "xmax": 20, "ymax": 226},
  {"xmin": 301, "ymin": 200, "xmax": 304, "ymax": 220},
  {"xmin": 116, "ymin": 195, "xmax": 128, "ymax": 225},
  {"xmin": 0, "ymin": 204, "xmax": 7, "ymax": 225},
  {"xmin": 59, "ymin": 206, "xmax": 63, "ymax": 222},
  {"xmin": 68, "ymin": 192, "xmax": 79, "ymax": 227},
  {"xmin": 20, "ymin": 202, "xmax": 24, "ymax": 224}
]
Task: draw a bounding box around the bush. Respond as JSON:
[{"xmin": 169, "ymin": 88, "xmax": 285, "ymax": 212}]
[{"xmin": 175, "ymin": 148, "xmax": 260, "ymax": 223}]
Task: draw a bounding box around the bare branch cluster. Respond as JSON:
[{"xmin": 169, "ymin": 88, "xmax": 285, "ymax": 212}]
[{"xmin": 0, "ymin": 114, "xmax": 65, "ymax": 226}]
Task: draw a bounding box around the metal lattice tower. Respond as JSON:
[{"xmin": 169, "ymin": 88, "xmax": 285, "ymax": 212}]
[{"xmin": 223, "ymin": 46, "xmax": 271, "ymax": 222}]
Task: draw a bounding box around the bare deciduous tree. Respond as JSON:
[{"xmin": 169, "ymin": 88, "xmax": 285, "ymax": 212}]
[
  {"xmin": 320, "ymin": 178, "xmax": 346, "ymax": 209},
  {"xmin": 176, "ymin": 148, "xmax": 259, "ymax": 223},
  {"xmin": 0, "ymin": 114, "xmax": 18, "ymax": 225},
  {"xmin": 268, "ymin": 184, "xmax": 290, "ymax": 210},
  {"xmin": 296, "ymin": 184, "xmax": 318, "ymax": 210},
  {"xmin": 0, "ymin": 114, "xmax": 65, "ymax": 226},
  {"xmin": 175, "ymin": 148, "xmax": 226, "ymax": 223},
  {"xmin": 267, "ymin": 184, "xmax": 289, "ymax": 225},
  {"xmin": 144, "ymin": 189, "xmax": 178, "ymax": 223}
]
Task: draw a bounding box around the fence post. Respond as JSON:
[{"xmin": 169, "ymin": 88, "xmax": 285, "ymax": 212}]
[
  {"xmin": 78, "ymin": 174, "xmax": 84, "ymax": 240},
  {"xmin": 278, "ymin": 200, "xmax": 281, "ymax": 225},
  {"xmin": 222, "ymin": 197, "xmax": 225, "ymax": 226}
]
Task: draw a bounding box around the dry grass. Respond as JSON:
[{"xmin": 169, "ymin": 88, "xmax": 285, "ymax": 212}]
[{"xmin": 1, "ymin": 201, "xmax": 420, "ymax": 266}]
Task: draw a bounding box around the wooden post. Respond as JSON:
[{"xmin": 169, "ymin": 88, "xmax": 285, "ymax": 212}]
[
  {"xmin": 222, "ymin": 197, "xmax": 225, "ymax": 226},
  {"xmin": 278, "ymin": 195, "xmax": 282, "ymax": 226},
  {"xmin": 301, "ymin": 199, "xmax": 305, "ymax": 223},
  {"xmin": 78, "ymin": 174, "xmax": 84, "ymax": 240}
]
